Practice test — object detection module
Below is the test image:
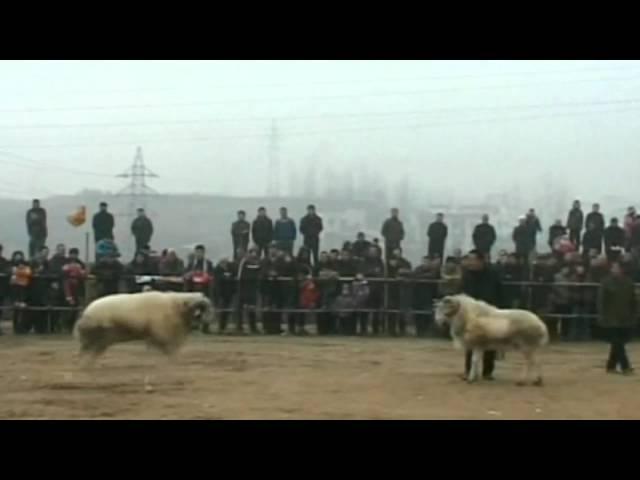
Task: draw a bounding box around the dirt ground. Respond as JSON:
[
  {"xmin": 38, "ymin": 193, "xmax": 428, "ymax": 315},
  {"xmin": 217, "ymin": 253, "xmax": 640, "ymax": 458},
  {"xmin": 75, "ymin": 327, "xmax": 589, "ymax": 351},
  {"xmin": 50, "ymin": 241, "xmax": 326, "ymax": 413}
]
[{"xmin": 1, "ymin": 330, "xmax": 639, "ymax": 419}]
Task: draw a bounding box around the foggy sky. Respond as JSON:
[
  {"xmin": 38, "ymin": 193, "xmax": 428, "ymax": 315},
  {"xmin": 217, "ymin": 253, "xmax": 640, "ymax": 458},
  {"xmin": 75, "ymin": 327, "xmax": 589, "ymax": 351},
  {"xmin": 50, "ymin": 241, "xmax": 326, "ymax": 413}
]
[{"xmin": 0, "ymin": 60, "xmax": 638, "ymax": 202}]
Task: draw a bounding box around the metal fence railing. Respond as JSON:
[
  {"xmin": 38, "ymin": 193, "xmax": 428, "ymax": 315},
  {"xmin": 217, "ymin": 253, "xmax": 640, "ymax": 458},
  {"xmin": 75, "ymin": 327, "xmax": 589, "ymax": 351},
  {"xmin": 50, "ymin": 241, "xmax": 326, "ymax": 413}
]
[{"xmin": 0, "ymin": 272, "xmax": 629, "ymax": 340}]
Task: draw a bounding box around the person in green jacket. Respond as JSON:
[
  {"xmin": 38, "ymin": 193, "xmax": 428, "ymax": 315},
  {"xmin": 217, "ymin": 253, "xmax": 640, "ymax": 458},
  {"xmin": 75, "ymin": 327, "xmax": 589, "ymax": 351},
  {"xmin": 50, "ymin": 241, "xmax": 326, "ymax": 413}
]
[{"xmin": 598, "ymin": 261, "xmax": 637, "ymax": 375}]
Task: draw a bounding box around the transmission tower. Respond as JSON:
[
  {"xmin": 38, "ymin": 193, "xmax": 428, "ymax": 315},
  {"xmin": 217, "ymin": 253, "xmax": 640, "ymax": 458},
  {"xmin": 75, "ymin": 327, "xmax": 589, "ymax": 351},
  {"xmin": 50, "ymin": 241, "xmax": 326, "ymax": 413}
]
[
  {"xmin": 267, "ymin": 119, "xmax": 280, "ymax": 197},
  {"xmin": 116, "ymin": 146, "xmax": 158, "ymax": 220}
]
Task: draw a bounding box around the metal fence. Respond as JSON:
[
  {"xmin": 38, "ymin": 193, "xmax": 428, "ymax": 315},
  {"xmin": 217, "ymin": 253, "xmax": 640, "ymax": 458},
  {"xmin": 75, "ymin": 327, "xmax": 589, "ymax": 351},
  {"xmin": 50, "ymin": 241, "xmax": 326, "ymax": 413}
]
[{"xmin": 0, "ymin": 272, "xmax": 624, "ymax": 340}]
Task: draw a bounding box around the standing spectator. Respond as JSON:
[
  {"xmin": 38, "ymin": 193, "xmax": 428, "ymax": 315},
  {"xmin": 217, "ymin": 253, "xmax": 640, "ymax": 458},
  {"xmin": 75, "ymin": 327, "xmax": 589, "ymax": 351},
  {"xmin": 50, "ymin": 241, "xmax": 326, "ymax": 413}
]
[
  {"xmin": 585, "ymin": 203, "xmax": 605, "ymax": 235},
  {"xmin": 295, "ymin": 246, "xmax": 312, "ymax": 275},
  {"xmin": 316, "ymin": 263, "xmax": 340, "ymax": 335},
  {"xmin": 299, "ymin": 204, "xmax": 323, "ymax": 266},
  {"xmin": 61, "ymin": 249, "xmax": 86, "ymax": 331},
  {"xmin": 598, "ymin": 261, "xmax": 636, "ymax": 375},
  {"xmin": 352, "ymin": 273, "xmax": 371, "ymax": 335},
  {"xmin": 413, "ymin": 256, "xmax": 440, "ymax": 337},
  {"xmin": 624, "ymin": 206, "xmax": 636, "ymax": 251},
  {"xmin": 352, "ymin": 232, "xmax": 372, "ymax": 260},
  {"xmin": 26, "ymin": 199, "xmax": 47, "ymax": 259},
  {"xmin": 386, "ymin": 248, "xmax": 412, "ymax": 337},
  {"xmin": 472, "ymin": 214, "xmax": 497, "ymax": 260},
  {"xmin": 525, "ymin": 208, "xmax": 543, "ymax": 259},
  {"xmin": 130, "ymin": 208, "xmax": 153, "ymax": 253},
  {"xmin": 553, "ymin": 264, "xmax": 573, "ymax": 341},
  {"xmin": 461, "ymin": 250, "xmax": 502, "ymax": 381},
  {"xmin": 0, "ymin": 245, "xmax": 9, "ymax": 322},
  {"xmin": 9, "ymin": 251, "xmax": 32, "ymax": 334},
  {"xmin": 583, "ymin": 222, "xmax": 603, "ymax": 258},
  {"xmin": 566, "ymin": 200, "xmax": 584, "ymax": 250},
  {"xmin": 298, "ymin": 274, "xmax": 319, "ymax": 335},
  {"xmin": 231, "ymin": 210, "xmax": 251, "ymax": 261},
  {"xmin": 92, "ymin": 202, "xmax": 115, "ymax": 244},
  {"xmin": 48, "ymin": 243, "xmax": 69, "ymax": 332},
  {"xmin": 513, "ymin": 217, "xmax": 533, "ymax": 265},
  {"xmin": 251, "ymin": 207, "xmax": 273, "ymax": 258},
  {"xmin": 158, "ymin": 249, "xmax": 185, "ymax": 277},
  {"xmin": 359, "ymin": 246, "xmax": 385, "ymax": 335},
  {"xmin": 126, "ymin": 251, "xmax": 156, "ymax": 293},
  {"xmin": 237, "ymin": 248, "xmax": 262, "ymax": 334},
  {"xmin": 29, "ymin": 246, "xmax": 51, "ymax": 334},
  {"xmin": 427, "ymin": 213, "xmax": 448, "ymax": 259},
  {"xmin": 548, "ymin": 220, "xmax": 567, "ymax": 252},
  {"xmin": 92, "ymin": 253, "xmax": 124, "ymax": 298},
  {"xmin": 273, "ymin": 207, "xmax": 297, "ymax": 255},
  {"xmin": 498, "ymin": 253, "xmax": 524, "ymax": 309},
  {"xmin": 604, "ymin": 218, "xmax": 626, "ymax": 262},
  {"xmin": 439, "ymin": 256, "xmax": 462, "ymax": 298},
  {"xmin": 381, "ymin": 208, "xmax": 405, "ymax": 261},
  {"xmin": 213, "ymin": 258, "xmax": 238, "ymax": 334}
]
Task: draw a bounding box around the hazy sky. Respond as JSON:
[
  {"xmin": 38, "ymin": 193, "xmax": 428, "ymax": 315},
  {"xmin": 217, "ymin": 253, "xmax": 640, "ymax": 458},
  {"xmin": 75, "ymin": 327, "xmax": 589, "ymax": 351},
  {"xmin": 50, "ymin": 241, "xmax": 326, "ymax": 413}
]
[{"xmin": 0, "ymin": 60, "xmax": 638, "ymax": 201}]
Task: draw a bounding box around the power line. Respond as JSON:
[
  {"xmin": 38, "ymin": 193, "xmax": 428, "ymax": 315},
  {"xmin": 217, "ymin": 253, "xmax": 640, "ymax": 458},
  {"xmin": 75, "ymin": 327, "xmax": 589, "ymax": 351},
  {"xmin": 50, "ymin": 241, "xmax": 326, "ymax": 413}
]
[
  {"xmin": 1, "ymin": 73, "xmax": 640, "ymax": 114},
  {"xmin": 0, "ymin": 150, "xmax": 115, "ymax": 177}
]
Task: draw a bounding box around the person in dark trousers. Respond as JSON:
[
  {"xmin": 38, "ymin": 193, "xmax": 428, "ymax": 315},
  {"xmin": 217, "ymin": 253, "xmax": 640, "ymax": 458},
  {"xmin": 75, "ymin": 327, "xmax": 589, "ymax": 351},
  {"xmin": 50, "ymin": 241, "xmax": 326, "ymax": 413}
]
[
  {"xmin": 548, "ymin": 219, "xmax": 567, "ymax": 251},
  {"xmin": 231, "ymin": 210, "xmax": 251, "ymax": 260},
  {"xmin": 381, "ymin": 208, "xmax": 405, "ymax": 261},
  {"xmin": 427, "ymin": 213, "xmax": 448, "ymax": 259},
  {"xmin": 359, "ymin": 246, "xmax": 385, "ymax": 335},
  {"xmin": 0, "ymin": 244, "xmax": 10, "ymax": 326},
  {"xmin": 461, "ymin": 249, "xmax": 503, "ymax": 381},
  {"xmin": 604, "ymin": 218, "xmax": 626, "ymax": 262},
  {"xmin": 585, "ymin": 203, "xmax": 605, "ymax": 235},
  {"xmin": 525, "ymin": 208, "xmax": 542, "ymax": 256},
  {"xmin": 48, "ymin": 243, "xmax": 69, "ymax": 333},
  {"xmin": 237, "ymin": 249, "xmax": 262, "ymax": 334},
  {"xmin": 567, "ymin": 200, "xmax": 584, "ymax": 250},
  {"xmin": 28, "ymin": 246, "xmax": 51, "ymax": 334},
  {"xmin": 598, "ymin": 261, "xmax": 636, "ymax": 375},
  {"xmin": 130, "ymin": 208, "xmax": 153, "ymax": 253},
  {"xmin": 513, "ymin": 217, "xmax": 533, "ymax": 265},
  {"xmin": 472, "ymin": 214, "xmax": 497, "ymax": 260},
  {"xmin": 273, "ymin": 207, "xmax": 297, "ymax": 255},
  {"xmin": 92, "ymin": 254, "xmax": 124, "ymax": 298},
  {"xmin": 251, "ymin": 207, "xmax": 273, "ymax": 259},
  {"xmin": 352, "ymin": 232, "xmax": 372, "ymax": 260},
  {"xmin": 299, "ymin": 204, "xmax": 323, "ymax": 266},
  {"xmin": 92, "ymin": 202, "xmax": 115, "ymax": 244},
  {"xmin": 582, "ymin": 222, "xmax": 603, "ymax": 259},
  {"xmin": 26, "ymin": 199, "xmax": 47, "ymax": 259},
  {"xmin": 213, "ymin": 258, "xmax": 238, "ymax": 334},
  {"xmin": 413, "ymin": 256, "xmax": 440, "ymax": 337}
]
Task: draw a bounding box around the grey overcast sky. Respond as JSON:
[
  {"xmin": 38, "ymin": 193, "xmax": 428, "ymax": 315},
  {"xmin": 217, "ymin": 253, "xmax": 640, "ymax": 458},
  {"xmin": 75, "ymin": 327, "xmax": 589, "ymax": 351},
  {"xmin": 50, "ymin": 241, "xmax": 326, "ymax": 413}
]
[{"xmin": 0, "ymin": 60, "xmax": 638, "ymax": 200}]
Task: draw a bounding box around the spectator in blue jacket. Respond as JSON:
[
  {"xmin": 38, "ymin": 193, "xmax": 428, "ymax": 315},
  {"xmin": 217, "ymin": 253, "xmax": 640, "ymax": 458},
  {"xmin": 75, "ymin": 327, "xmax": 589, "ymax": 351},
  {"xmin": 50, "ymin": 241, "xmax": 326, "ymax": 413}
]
[{"xmin": 274, "ymin": 207, "xmax": 297, "ymax": 255}]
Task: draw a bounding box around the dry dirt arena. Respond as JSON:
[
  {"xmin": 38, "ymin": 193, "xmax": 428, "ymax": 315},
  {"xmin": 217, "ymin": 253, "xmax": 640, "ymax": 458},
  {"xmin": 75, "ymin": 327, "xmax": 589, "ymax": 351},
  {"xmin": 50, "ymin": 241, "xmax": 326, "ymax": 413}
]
[{"xmin": 1, "ymin": 332, "xmax": 639, "ymax": 419}]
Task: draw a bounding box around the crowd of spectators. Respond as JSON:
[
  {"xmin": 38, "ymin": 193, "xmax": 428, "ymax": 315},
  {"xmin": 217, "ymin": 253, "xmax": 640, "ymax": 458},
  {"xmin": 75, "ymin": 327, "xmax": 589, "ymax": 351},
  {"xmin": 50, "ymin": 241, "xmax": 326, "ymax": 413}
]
[{"xmin": 2, "ymin": 198, "xmax": 640, "ymax": 341}]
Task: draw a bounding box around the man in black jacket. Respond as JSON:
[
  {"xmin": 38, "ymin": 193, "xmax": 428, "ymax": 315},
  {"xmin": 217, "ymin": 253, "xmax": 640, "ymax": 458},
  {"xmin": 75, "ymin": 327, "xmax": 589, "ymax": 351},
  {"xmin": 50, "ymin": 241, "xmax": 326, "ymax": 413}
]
[
  {"xmin": 567, "ymin": 200, "xmax": 584, "ymax": 250},
  {"xmin": 381, "ymin": 208, "xmax": 405, "ymax": 261},
  {"xmin": 513, "ymin": 217, "xmax": 533, "ymax": 265},
  {"xmin": 461, "ymin": 250, "xmax": 503, "ymax": 381},
  {"xmin": 427, "ymin": 213, "xmax": 448, "ymax": 259},
  {"xmin": 548, "ymin": 219, "xmax": 567, "ymax": 251},
  {"xmin": 604, "ymin": 218, "xmax": 626, "ymax": 261},
  {"xmin": 130, "ymin": 208, "xmax": 154, "ymax": 253},
  {"xmin": 583, "ymin": 222, "xmax": 603, "ymax": 259},
  {"xmin": 231, "ymin": 210, "xmax": 251, "ymax": 260},
  {"xmin": 352, "ymin": 232, "xmax": 372, "ymax": 260},
  {"xmin": 472, "ymin": 214, "xmax": 497, "ymax": 260},
  {"xmin": 26, "ymin": 199, "xmax": 47, "ymax": 259},
  {"xmin": 585, "ymin": 203, "xmax": 605, "ymax": 235},
  {"xmin": 251, "ymin": 207, "xmax": 273, "ymax": 259},
  {"xmin": 300, "ymin": 204, "xmax": 323, "ymax": 266},
  {"xmin": 92, "ymin": 202, "xmax": 115, "ymax": 244}
]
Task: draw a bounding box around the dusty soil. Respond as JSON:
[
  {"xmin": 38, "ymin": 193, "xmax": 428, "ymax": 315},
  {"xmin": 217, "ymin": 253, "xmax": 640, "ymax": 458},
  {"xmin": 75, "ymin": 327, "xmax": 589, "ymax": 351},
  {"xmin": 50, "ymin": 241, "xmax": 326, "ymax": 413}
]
[{"xmin": 1, "ymin": 332, "xmax": 639, "ymax": 419}]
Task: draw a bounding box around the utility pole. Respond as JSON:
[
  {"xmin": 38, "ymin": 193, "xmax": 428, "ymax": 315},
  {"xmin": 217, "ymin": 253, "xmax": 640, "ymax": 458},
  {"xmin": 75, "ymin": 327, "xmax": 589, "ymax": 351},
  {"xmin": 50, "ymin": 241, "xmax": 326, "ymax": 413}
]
[
  {"xmin": 116, "ymin": 146, "xmax": 158, "ymax": 256},
  {"xmin": 267, "ymin": 119, "xmax": 280, "ymax": 197}
]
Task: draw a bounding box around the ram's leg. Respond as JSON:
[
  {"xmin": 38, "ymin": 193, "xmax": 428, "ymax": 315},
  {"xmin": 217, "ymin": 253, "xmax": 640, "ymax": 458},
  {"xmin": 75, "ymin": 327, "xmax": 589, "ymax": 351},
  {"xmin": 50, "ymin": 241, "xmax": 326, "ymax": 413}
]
[
  {"xmin": 517, "ymin": 350, "xmax": 533, "ymax": 386},
  {"xmin": 468, "ymin": 349, "xmax": 482, "ymax": 383}
]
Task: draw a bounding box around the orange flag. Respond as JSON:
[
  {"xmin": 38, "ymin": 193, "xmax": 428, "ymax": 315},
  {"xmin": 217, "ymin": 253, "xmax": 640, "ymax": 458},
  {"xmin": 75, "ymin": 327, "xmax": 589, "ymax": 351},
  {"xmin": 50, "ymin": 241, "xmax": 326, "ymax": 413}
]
[{"xmin": 67, "ymin": 206, "xmax": 87, "ymax": 227}]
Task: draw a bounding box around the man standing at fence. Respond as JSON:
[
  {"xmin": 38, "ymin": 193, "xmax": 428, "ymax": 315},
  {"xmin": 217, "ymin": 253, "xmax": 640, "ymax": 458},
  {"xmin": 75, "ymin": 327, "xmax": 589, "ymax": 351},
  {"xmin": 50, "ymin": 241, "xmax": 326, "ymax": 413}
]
[
  {"xmin": 427, "ymin": 213, "xmax": 448, "ymax": 260},
  {"xmin": 92, "ymin": 202, "xmax": 115, "ymax": 245},
  {"xmin": 381, "ymin": 208, "xmax": 405, "ymax": 261},
  {"xmin": 26, "ymin": 199, "xmax": 47, "ymax": 259},
  {"xmin": 231, "ymin": 210, "xmax": 251, "ymax": 261},
  {"xmin": 252, "ymin": 207, "xmax": 274, "ymax": 259},
  {"xmin": 300, "ymin": 204, "xmax": 323, "ymax": 266},
  {"xmin": 130, "ymin": 208, "xmax": 154, "ymax": 253},
  {"xmin": 461, "ymin": 249, "xmax": 503, "ymax": 381},
  {"xmin": 273, "ymin": 207, "xmax": 297, "ymax": 255},
  {"xmin": 472, "ymin": 214, "xmax": 497, "ymax": 261},
  {"xmin": 567, "ymin": 200, "xmax": 584, "ymax": 250}
]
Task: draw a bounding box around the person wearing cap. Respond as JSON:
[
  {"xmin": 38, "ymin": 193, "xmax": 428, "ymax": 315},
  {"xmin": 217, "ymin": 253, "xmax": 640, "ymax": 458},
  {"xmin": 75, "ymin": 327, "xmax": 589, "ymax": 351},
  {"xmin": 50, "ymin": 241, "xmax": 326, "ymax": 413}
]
[
  {"xmin": 92, "ymin": 202, "xmax": 115, "ymax": 244},
  {"xmin": 299, "ymin": 204, "xmax": 323, "ymax": 266},
  {"xmin": 130, "ymin": 208, "xmax": 154, "ymax": 254}
]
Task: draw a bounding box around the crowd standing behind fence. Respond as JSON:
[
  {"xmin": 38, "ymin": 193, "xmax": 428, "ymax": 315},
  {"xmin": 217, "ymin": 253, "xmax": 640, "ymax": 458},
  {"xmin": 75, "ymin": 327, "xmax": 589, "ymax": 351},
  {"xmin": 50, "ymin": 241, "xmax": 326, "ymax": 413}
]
[{"xmin": 1, "ymin": 199, "xmax": 640, "ymax": 341}]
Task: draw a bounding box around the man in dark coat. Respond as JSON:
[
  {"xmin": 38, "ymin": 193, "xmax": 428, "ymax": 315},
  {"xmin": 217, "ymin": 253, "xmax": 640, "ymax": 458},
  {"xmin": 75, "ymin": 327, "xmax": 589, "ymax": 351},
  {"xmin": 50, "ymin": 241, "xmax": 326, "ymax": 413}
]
[
  {"xmin": 299, "ymin": 204, "xmax": 323, "ymax": 266},
  {"xmin": 251, "ymin": 207, "xmax": 274, "ymax": 258},
  {"xmin": 92, "ymin": 202, "xmax": 115, "ymax": 244},
  {"xmin": 598, "ymin": 261, "xmax": 636, "ymax": 374},
  {"xmin": 472, "ymin": 214, "xmax": 497, "ymax": 260},
  {"xmin": 585, "ymin": 203, "xmax": 605, "ymax": 235},
  {"xmin": 273, "ymin": 207, "xmax": 297, "ymax": 255},
  {"xmin": 130, "ymin": 208, "xmax": 153, "ymax": 253},
  {"xmin": 604, "ymin": 218, "xmax": 626, "ymax": 262},
  {"xmin": 461, "ymin": 250, "xmax": 503, "ymax": 381},
  {"xmin": 525, "ymin": 208, "xmax": 542, "ymax": 254},
  {"xmin": 583, "ymin": 222, "xmax": 603, "ymax": 258},
  {"xmin": 548, "ymin": 219, "xmax": 567, "ymax": 251},
  {"xmin": 26, "ymin": 199, "xmax": 47, "ymax": 259},
  {"xmin": 427, "ymin": 213, "xmax": 448, "ymax": 259},
  {"xmin": 566, "ymin": 200, "xmax": 584, "ymax": 250},
  {"xmin": 231, "ymin": 210, "xmax": 251, "ymax": 261},
  {"xmin": 352, "ymin": 232, "xmax": 372, "ymax": 260},
  {"xmin": 381, "ymin": 208, "xmax": 405, "ymax": 261},
  {"xmin": 513, "ymin": 217, "xmax": 533, "ymax": 265}
]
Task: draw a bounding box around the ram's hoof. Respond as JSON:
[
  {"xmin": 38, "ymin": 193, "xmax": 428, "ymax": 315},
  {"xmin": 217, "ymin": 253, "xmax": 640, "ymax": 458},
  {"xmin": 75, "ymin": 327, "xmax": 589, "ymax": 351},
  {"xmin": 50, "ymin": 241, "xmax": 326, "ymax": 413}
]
[{"xmin": 533, "ymin": 377, "xmax": 544, "ymax": 387}]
